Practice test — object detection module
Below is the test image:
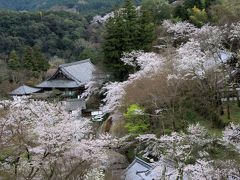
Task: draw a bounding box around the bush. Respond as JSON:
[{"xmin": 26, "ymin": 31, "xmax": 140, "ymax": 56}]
[{"xmin": 124, "ymin": 104, "xmax": 150, "ymax": 135}]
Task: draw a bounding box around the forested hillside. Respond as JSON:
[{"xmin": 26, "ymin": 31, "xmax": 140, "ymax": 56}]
[
  {"xmin": 0, "ymin": 10, "xmax": 93, "ymax": 95},
  {"xmin": 0, "ymin": 11, "xmax": 87, "ymax": 60},
  {"xmin": 0, "ymin": 0, "xmax": 140, "ymax": 14}
]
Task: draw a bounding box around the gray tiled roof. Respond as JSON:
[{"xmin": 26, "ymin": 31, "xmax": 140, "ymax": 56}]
[
  {"xmin": 37, "ymin": 59, "xmax": 95, "ymax": 89},
  {"xmin": 124, "ymin": 157, "xmax": 188, "ymax": 180},
  {"xmin": 63, "ymin": 99, "xmax": 86, "ymax": 111},
  {"xmin": 37, "ymin": 80, "xmax": 80, "ymax": 88},
  {"xmin": 10, "ymin": 85, "xmax": 41, "ymax": 95},
  {"xmin": 125, "ymin": 157, "xmax": 153, "ymax": 180},
  {"xmin": 59, "ymin": 59, "xmax": 95, "ymax": 84}
]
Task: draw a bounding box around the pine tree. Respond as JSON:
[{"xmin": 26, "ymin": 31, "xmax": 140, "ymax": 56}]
[
  {"xmin": 142, "ymin": 0, "xmax": 172, "ymax": 24},
  {"xmin": 32, "ymin": 47, "xmax": 49, "ymax": 72},
  {"xmin": 103, "ymin": 0, "xmax": 155, "ymax": 81},
  {"xmin": 138, "ymin": 6, "xmax": 155, "ymax": 51},
  {"xmin": 103, "ymin": 9, "xmax": 133, "ymax": 81},
  {"xmin": 121, "ymin": 0, "xmax": 139, "ymax": 51},
  {"xmin": 8, "ymin": 50, "xmax": 21, "ymax": 70},
  {"xmin": 23, "ymin": 47, "xmax": 34, "ymax": 70}
]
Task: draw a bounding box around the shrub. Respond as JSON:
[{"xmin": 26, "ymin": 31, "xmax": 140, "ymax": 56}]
[{"xmin": 124, "ymin": 104, "xmax": 150, "ymax": 135}]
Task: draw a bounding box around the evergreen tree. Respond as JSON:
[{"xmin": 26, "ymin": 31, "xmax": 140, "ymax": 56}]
[
  {"xmin": 142, "ymin": 0, "xmax": 173, "ymax": 24},
  {"xmin": 32, "ymin": 47, "xmax": 50, "ymax": 72},
  {"xmin": 103, "ymin": 1, "xmax": 137, "ymax": 81},
  {"xmin": 121, "ymin": 0, "xmax": 139, "ymax": 51},
  {"xmin": 8, "ymin": 50, "xmax": 21, "ymax": 70},
  {"xmin": 103, "ymin": 12, "xmax": 130, "ymax": 81},
  {"xmin": 23, "ymin": 47, "xmax": 34, "ymax": 70},
  {"xmin": 138, "ymin": 6, "xmax": 155, "ymax": 51},
  {"xmin": 103, "ymin": 0, "xmax": 155, "ymax": 81}
]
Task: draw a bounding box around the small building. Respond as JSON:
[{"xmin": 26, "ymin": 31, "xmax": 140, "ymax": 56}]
[
  {"xmin": 91, "ymin": 110, "xmax": 104, "ymax": 121},
  {"xmin": 124, "ymin": 157, "xmax": 187, "ymax": 180},
  {"xmin": 124, "ymin": 157, "xmax": 153, "ymax": 180},
  {"xmin": 10, "ymin": 85, "xmax": 41, "ymax": 96},
  {"xmin": 36, "ymin": 59, "xmax": 95, "ymax": 97},
  {"xmin": 60, "ymin": 98, "xmax": 86, "ymax": 117}
]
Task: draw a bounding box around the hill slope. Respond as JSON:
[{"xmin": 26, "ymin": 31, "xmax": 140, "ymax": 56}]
[{"xmin": 0, "ymin": 0, "xmax": 140, "ymax": 13}]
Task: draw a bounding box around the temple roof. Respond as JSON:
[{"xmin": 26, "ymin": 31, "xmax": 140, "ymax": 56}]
[
  {"xmin": 37, "ymin": 80, "xmax": 80, "ymax": 89},
  {"xmin": 124, "ymin": 157, "xmax": 153, "ymax": 180},
  {"xmin": 37, "ymin": 59, "xmax": 95, "ymax": 89},
  {"xmin": 59, "ymin": 59, "xmax": 95, "ymax": 84},
  {"xmin": 10, "ymin": 85, "xmax": 41, "ymax": 95},
  {"xmin": 124, "ymin": 157, "xmax": 186, "ymax": 180}
]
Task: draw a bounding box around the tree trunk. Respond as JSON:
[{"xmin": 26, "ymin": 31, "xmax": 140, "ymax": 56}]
[
  {"xmin": 227, "ymin": 90, "xmax": 231, "ymax": 120},
  {"xmin": 227, "ymin": 102, "xmax": 231, "ymax": 120},
  {"xmin": 235, "ymin": 87, "xmax": 240, "ymax": 107}
]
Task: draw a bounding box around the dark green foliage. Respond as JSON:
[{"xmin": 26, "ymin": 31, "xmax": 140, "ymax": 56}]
[
  {"xmin": 0, "ymin": 10, "xmax": 86, "ymax": 61},
  {"xmin": 103, "ymin": 10, "xmax": 134, "ymax": 80},
  {"xmin": 209, "ymin": 0, "xmax": 240, "ymax": 25},
  {"xmin": 207, "ymin": 141, "xmax": 240, "ymax": 162},
  {"xmin": 173, "ymin": 0, "xmax": 217, "ymax": 21},
  {"xmin": 103, "ymin": 0, "xmax": 155, "ymax": 80},
  {"xmin": 142, "ymin": 0, "xmax": 173, "ymax": 24},
  {"xmin": 79, "ymin": 48, "xmax": 101, "ymax": 64},
  {"xmin": 23, "ymin": 47, "xmax": 49, "ymax": 72},
  {"xmin": 173, "ymin": 5, "xmax": 189, "ymax": 20},
  {"xmin": 23, "ymin": 47, "xmax": 34, "ymax": 70},
  {"xmin": 182, "ymin": 0, "xmax": 217, "ymax": 10},
  {"xmin": 0, "ymin": 0, "xmax": 141, "ymax": 15},
  {"xmin": 8, "ymin": 50, "xmax": 20, "ymax": 70},
  {"xmin": 138, "ymin": 7, "xmax": 156, "ymax": 50},
  {"xmin": 32, "ymin": 47, "xmax": 50, "ymax": 72}
]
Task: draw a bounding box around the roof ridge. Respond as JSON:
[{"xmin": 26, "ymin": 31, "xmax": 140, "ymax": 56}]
[
  {"xmin": 59, "ymin": 59, "xmax": 91, "ymax": 68},
  {"xmin": 22, "ymin": 84, "xmax": 40, "ymax": 90},
  {"xmin": 10, "ymin": 85, "xmax": 41, "ymax": 95},
  {"xmin": 61, "ymin": 68, "xmax": 82, "ymax": 83},
  {"xmin": 126, "ymin": 157, "xmax": 153, "ymax": 172},
  {"xmin": 22, "ymin": 85, "xmax": 27, "ymax": 94},
  {"xmin": 135, "ymin": 157, "xmax": 153, "ymax": 168}
]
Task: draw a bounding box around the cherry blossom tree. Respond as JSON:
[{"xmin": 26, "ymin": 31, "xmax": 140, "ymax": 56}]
[
  {"xmin": 136, "ymin": 123, "xmax": 240, "ymax": 179},
  {"xmin": 229, "ymin": 22, "xmax": 240, "ymax": 43},
  {"xmin": 102, "ymin": 51, "xmax": 165, "ymax": 116},
  {"xmin": 91, "ymin": 12, "xmax": 114, "ymax": 24},
  {"xmin": 0, "ymin": 97, "xmax": 125, "ymax": 179},
  {"xmin": 223, "ymin": 123, "xmax": 240, "ymax": 150},
  {"xmin": 162, "ymin": 20, "xmax": 225, "ymax": 51},
  {"xmin": 81, "ymin": 80, "xmax": 100, "ymax": 100},
  {"xmin": 162, "ymin": 20, "xmax": 196, "ymax": 42}
]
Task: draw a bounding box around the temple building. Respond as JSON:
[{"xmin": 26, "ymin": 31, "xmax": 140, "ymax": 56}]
[{"xmin": 36, "ymin": 59, "xmax": 95, "ymax": 97}]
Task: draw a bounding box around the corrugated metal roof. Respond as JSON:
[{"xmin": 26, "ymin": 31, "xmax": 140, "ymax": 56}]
[
  {"xmin": 37, "ymin": 80, "xmax": 80, "ymax": 88},
  {"xmin": 10, "ymin": 85, "xmax": 41, "ymax": 95}
]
